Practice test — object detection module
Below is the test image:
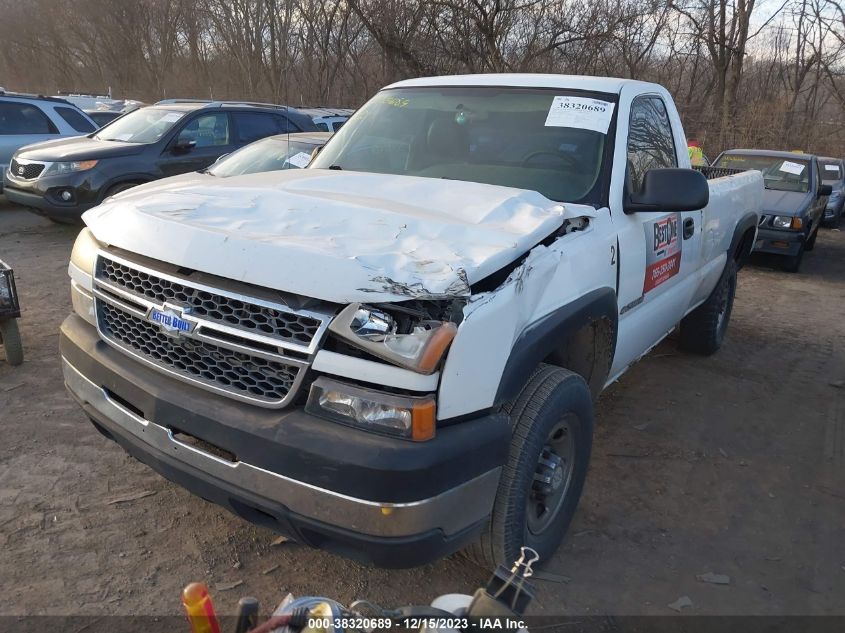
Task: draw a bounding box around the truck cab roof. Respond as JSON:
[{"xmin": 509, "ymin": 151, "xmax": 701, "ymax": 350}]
[{"xmin": 387, "ymin": 73, "xmax": 664, "ymax": 95}]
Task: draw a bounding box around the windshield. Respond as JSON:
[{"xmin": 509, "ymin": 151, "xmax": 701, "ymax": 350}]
[
  {"xmin": 95, "ymin": 107, "xmax": 184, "ymax": 143},
  {"xmin": 310, "ymin": 87, "xmax": 616, "ymax": 204},
  {"xmin": 715, "ymin": 153, "xmax": 811, "ymax": 193},
  {"xmin": 208, "ymin": 137, "xmax": 323, "ymax": 177},
  {"xmin": 820, "ymin": 159, "xmax": 843, "ymax": 182}
]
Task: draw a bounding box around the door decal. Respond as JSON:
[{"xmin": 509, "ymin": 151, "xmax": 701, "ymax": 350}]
[{"xmin": 643, "ymin": 214, "xmax": 681, "ymax": 293}]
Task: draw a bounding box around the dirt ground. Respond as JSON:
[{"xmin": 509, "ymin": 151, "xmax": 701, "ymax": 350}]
[{"xmin": 1, "ymin": 197, "xmax": 844, "ymax": 617}]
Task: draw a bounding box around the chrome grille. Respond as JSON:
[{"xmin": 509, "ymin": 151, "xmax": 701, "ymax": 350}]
[
  {"xmin": 10, "ymin": 159, "xmax": 45, "ymax": 180},
  {"xmin": 98, "ymin": 302, "xmax": 298, "ymax": 404},
  {"xmin": 97, "ymin": 256, "xmax": 322, "ymax": 347},
  {"xmin": 92, "ymin": 252, "xmax": 333, "ymax": 408}
]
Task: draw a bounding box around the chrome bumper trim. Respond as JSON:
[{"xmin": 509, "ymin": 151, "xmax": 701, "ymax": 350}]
[{"xmin": 63, "ymin": 357, "xmax": 499, "ymax": 537}]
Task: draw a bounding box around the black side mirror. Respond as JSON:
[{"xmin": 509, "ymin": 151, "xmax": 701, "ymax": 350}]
[
  {"xmin": 818, "ymin": 183, "xmax": 832, "ymax": 197},
  {"xmin": 173, "ymin": 135, "xmax": 197, "ymax": 152},
  {"xmin": 625, "ymin": 168, "xmax": 709, "ymax": 213}
]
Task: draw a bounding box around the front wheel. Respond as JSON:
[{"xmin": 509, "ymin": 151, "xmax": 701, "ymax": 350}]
[
  {"xmin": 678, "ymin": 259, "xmax": 737, "ymax": 355},
  {"xmin": 805, "ymin": 225, "xmax": 819, "ymax": 251},
  {"xmin": 0, "ymin": 318, "xmax": 23, "ymax": 366},
  {"xmin": 781, "ymin": 243, "xmax": 805, "ymax": 273},
  {"xmin": 466, "ymin": 364, "xmax": 593, "ymax": 569}
]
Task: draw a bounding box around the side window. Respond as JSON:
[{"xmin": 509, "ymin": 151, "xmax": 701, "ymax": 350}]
[
  {"xmin": 0, "ymin": 102, "xmax": 58, "ymax": 135},
  {"xmin": 179, "ymin": 113, "xmax": 230, "ymax": 147},
  {"xmin": 234, "ymin": 112, "xmax": 280, "ymax": 143},
  {"xmin": 275, "ymin": 114, "xmax": 300, "ymax": 133},
  {"xmin": 626, "ymin": 96, "xmax": 677, "ymax": 192},
  {"xmin": 55, "ymin": 107, "xmax": 96, "ymax": 133}
]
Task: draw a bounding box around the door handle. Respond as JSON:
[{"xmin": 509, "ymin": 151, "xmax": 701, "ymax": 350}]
[{"xmin": 683, "ymin": 217, "xmax": 695, "ymax": 239}]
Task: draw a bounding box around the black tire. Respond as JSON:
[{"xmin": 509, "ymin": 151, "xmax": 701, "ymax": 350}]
[
  {"xmin": 103, "ymin": 182, "xmax": 139, "ymax": 199},
  {"xmin": 781, "ymin": 243, "xmax": 804, "ymax": 273},
  {"xmin": 805, "ymin": 225, "xmax": 818, "ymax": 251},
  {"xmin": 0, "ymin": 318, "xmax": 23, "ymax": 366},
  {"xmin": 466, "ymin": 364, "xmax": 593, "ymax": 569},
  {"xmin": 678, "ymin": 259, "xmax": 737, "ymax": 355}
]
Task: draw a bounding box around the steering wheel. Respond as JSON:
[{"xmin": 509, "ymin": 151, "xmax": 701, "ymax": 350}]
[{"xmin": 521, "ymin": 150, "xmax": 579, "ymax": 168}]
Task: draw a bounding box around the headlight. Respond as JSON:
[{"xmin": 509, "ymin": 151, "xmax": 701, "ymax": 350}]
[
  {"xmin": 329, "ymin": 303, "xmax": 458, "ymax": 374},
  {"xmin": 0, "ymin": 262, "xmax": 20, "ymax": 314},
  {"xmin": 306, "ymin": 377, "xmax": 436, "ymax": 440},
  {"xmin": 772, "ymin": 215, "xmax": 801, "ymax": 229},
  {"xmin": 45, "ymin": 160, "xmax": 98, "ymax": 176},
  {"xmin": 69, "ymin": 229, "xmax": 100, "ymax": 326},
  {"xmin": 70, "ymin": 228, "xmax": 99, "ymax": 277}
]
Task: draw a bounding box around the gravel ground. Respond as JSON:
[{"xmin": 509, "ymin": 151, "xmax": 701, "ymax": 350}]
[{"xmin": 1, "ymin": 198, "xmax": 844, "ymax": 617}]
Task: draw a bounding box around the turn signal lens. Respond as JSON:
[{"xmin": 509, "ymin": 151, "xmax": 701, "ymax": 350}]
[
  {"xmin": 791, "ymin": 217, "xmax": 803, "ymax": 229},
  {"xmin": 306, "ymin": 377, "xmax": 436, "ymax": 441}
]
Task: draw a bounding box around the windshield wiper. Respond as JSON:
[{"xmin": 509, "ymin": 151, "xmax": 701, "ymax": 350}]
[{"xmin": 328, "ymin": 164, "xmax": 342, "ymax": 170}]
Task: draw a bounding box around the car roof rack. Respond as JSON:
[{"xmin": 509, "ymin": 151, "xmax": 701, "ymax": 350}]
[
  {"xmin": 0, "ymin": 90, "xmax": 74, "ymax": 105},
  {"xmin": 154, "ymin": 98, "xmax": 293, "ymax": 110}
]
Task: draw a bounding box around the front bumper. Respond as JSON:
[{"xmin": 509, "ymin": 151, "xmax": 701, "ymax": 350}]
[
  {"xmin": 60, "ymin": 314, "xmax": 509, "ymax": 567},
  {"xmin": 4, "ymin": 169, "xmax": 100, "ymax": 219},
  {"xmin": 753, "ymin": 227, "xmax": 804, "ymax": 257},
  {"xmin": 824, "ymin": 199, "xmax": 844, "ymax": 222}
]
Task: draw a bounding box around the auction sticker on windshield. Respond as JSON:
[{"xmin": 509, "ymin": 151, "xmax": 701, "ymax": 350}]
[
  {"xmin": 779, "ymin": 161, "xmax": 805, "ymax": 175},
  {"xmin": 545, "ymin": 96, "xmax": 615, "ymax": 134},
  {"xmin": 286, "ymin": 152, "xmax": 312, "ymax": 168},
  {"xmin": 643, "ymin": 213, "xmax": 681, "ymax": 293}
]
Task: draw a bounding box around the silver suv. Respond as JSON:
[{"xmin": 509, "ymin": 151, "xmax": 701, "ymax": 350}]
[{"xmin": 0, "ymin": 91, "xmax": 97, "ymax": 193}]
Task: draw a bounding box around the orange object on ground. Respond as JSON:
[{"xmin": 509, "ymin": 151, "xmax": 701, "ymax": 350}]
[{"xmin": 182, "ymin": 582, "xmax": 222, "ymax": 633}]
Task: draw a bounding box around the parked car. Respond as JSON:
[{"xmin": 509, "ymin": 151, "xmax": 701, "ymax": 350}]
[
  {"xmin": 4, "ymin": 100, "xmax": 318, "ymax": 223},
  {"xmin": 206, "ymin": 131, "xmax": 332, "ymax": 177},
  {"xmin": 297, "ymin": 107, "xmax": 354, "ymax": 132},
  {"xmin": 713, "ymin": 149, "xmax": 830, "ymax": 272},
  {"xmin": 820, "ymin": 156, "xmax": 845, "ymax": 226},
  {"xmin": 84, "ymin": 110, "xmax": 123, "ymax": 128},
  {"xmin": 115, "ymin": 132, "xmax": 333, "ymax": 197},
  {"xmin": 62, "ymin": 74, "xmax": 762, "ymax": 568},
  {"xmin": 0, "ymin": 91, "xmax": 97, "ymax": 194}
]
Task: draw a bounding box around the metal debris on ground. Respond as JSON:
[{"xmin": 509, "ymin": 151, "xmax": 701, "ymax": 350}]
[
  {"xmin": 106, "ymin": 490, "xmax": 157, "ymax": 505},
  {"xmin": 668, "ymin": 596, "xmax": 693, "ymax": 612},
  {"xmin": 215, "ymin": 580, "xmax": 244, "ymax": 592},
  {"xmin": 696, "ymin": 572, "xmax": 731, "ymax": 585}
]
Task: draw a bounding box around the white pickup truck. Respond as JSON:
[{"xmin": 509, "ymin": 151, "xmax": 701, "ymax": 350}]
[{"xmin": 62, "ymin": 74, "xmax": 763, "ymax": 569}]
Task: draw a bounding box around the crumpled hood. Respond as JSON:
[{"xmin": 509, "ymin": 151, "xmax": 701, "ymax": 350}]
[
  {"xmin": 762, "ymin": 189, "xmax": 812, "ymax": 216},
  {"xmin": 83, "ymin": 169, "xmax": 582, "ymax": 304}
]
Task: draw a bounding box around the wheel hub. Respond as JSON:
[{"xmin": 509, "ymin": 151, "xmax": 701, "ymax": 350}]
[
  {"xmin": 526, "ymin": 419, "xmax": 576, "ymax": 536},
  {"xmin": 532, "ymin": 447, "xmax": 564, "ymax": 499}
]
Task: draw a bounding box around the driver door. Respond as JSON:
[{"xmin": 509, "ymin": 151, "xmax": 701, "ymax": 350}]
[
  {"xmin": 159, "ymin": 112, "xmax": 235, "ymax": 177},
  {"xmin": 610, "ymin": 94, "xmax": 703, "ymax": 376}
]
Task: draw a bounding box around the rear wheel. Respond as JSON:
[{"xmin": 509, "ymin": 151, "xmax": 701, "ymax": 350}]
[
  {"xmin": 0, "ymin": 318, "xmax": 23, "ymax": 366},
  {"xmin": 679, "ymin": 259, "xmax": 737, "ymax": 355},
  {"xmin": 466, "ymin": 364, "xmax": 593, "ymax": 569}
]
